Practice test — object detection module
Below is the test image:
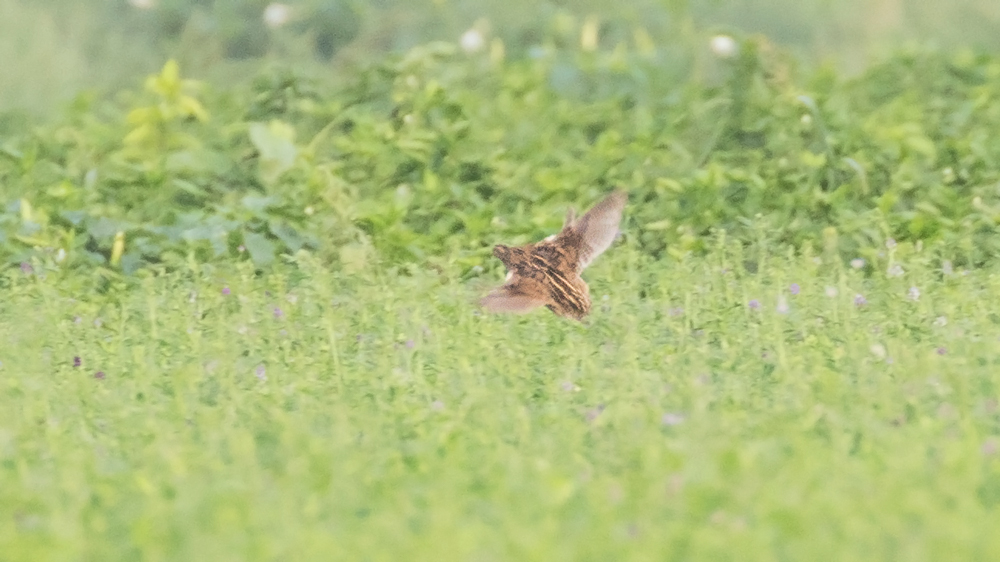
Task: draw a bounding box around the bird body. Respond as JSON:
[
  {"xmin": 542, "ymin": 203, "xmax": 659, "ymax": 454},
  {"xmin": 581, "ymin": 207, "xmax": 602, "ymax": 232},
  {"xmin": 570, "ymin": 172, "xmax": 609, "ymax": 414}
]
[{"xmin": 481, "ymin": 190, "xmax": 627, "ymax": 321}]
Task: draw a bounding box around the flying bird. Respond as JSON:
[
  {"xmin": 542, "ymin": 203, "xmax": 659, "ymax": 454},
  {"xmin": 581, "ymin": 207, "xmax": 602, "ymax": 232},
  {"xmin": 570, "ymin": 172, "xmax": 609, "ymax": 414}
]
[{"xmin": 481, "ymin": 190, "xmax": 627, "ymax": 321}]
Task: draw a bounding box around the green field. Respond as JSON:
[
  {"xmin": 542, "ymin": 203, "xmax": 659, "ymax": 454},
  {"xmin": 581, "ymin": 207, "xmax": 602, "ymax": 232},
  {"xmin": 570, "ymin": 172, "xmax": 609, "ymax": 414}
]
[
  {"xmin": 3, "ymin": 0, "xmax": 1000, "ymax": 560},
  {"xmin": 4, "ymin": 245, "xmax": 1000, "ymax": 560}
]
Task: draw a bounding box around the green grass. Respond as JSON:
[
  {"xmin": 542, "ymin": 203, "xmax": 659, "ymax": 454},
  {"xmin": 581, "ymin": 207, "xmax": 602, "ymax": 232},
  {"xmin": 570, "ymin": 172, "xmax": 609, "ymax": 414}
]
[{"xmin": 3, "ymin": 241, "xmax": 1000, "ymax": 560}]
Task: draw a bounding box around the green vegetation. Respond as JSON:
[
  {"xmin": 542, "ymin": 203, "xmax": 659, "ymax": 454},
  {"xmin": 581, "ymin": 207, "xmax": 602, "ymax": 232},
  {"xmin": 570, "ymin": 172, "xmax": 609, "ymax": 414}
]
[
  {"xmin": 5, "ymin": 42, "xmax": 1000, "ymax": 277},
  {"xmin": 3, "ymin": 245, "xmax": 1000, "ymax": 560},
  {"xmin": 3, "ymin": 1, "xmax": 1000, "ymax": 559}
]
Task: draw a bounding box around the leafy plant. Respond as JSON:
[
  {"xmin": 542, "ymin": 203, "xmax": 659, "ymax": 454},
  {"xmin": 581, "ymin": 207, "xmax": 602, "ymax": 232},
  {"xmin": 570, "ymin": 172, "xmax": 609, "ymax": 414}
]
[{"xmin": 3, "ymin": 35, "xmax": 1000, "ymax": 276}]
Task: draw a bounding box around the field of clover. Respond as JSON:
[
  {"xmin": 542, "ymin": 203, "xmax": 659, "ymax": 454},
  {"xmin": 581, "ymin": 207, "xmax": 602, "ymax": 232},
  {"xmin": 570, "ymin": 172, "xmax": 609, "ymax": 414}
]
[{"xmin": 3, "ymin": 24, "xmax": 1000, "ymax": 562}]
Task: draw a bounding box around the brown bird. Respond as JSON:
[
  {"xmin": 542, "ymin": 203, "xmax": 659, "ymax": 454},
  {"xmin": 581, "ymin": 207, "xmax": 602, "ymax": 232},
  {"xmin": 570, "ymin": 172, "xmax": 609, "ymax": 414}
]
[{"xmin": 481, "ymin": 189, "xmax": 627, "ymax": 321}]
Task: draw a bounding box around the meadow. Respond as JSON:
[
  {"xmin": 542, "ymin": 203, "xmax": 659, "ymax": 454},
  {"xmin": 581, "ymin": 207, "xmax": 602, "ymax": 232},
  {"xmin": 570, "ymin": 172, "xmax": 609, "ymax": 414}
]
[
  {"xmin": 3, "ymin": 1, "xmax": 1000, "ymax": 560},
  {"xmin": 4, "ymin": 242, "xmax": 1000, "ymax": 560}
]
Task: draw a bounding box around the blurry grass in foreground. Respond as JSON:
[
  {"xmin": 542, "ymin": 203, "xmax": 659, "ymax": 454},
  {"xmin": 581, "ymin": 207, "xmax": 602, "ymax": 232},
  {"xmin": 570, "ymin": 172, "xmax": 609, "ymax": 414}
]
[{"xmin": 2, "ymin": 243, "xmax": 1000, "ymax": 560}]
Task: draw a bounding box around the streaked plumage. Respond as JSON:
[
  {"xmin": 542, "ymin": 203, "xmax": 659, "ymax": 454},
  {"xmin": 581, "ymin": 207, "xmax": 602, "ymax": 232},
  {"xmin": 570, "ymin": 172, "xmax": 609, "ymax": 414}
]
[{"xmin": 481, "ymin": 190, "xmax": 627, "ymax": 321}]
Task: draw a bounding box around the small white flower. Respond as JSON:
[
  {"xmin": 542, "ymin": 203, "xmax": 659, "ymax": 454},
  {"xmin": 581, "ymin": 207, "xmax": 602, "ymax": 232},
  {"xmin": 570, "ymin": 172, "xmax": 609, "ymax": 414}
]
[
  {"xmin": 776, "ymin": 295, "xmax": 790, "ymax": 314},
  {"xmin": 560, "ymin": 381, "xmax": 581, "ymax": 392},
  {"xmin": 709, "ymin": 35, "xmax": 738, "ymax": 59},
  {"xmin": 870, "ymin": 344, "xmax": 887, "ymax": 360},
  {"xmin": 942, "ymin": 260, "xmax": 953, "ymax": 275},
  {"xmin": 825, "ymin": 286, "xmax": 838, "ymax": 298},
  {"xmin": 908, "ymin": 286, "xmax": 920, "ymax": 301},
  {"xmin": 263, "ymin": 3, "xmax": 291, "ymax": 29},
  {"xmin": 460, "ymin": 29, "xmax": 485, "ymax": 53},
  {"xmin": 887, "ymin": 264, "xmax": 904, "ymax": 277},
  {"xmin": 55, "ymin": 248, "xmax": 66, "ymax": 263},
  {"xmin": 661, "ymin": 413, "xmax": 686, "ymax": 426},
  {"xmin": 886, "ymin": 238, "xmax": 897, "ymax": 249},
  {"xmin": 850, "ymin": 258, "xmax": 865, "ymax": 269},
  {"xmin": 933, "ymin": 316, "xmax": 947, "ymax": 327}
]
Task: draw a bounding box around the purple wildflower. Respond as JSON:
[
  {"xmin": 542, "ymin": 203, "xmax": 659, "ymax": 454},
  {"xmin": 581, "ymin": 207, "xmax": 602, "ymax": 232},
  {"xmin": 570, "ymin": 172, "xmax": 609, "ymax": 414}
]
[
  {"xmin": 748, "ymin": 299, "xmax": 761, "ymax": 310},
  {"xmin": 668, "ymin": 307, "xmax": 684, "ymax": 317},
  {"xmin": 789, "ymin": 283, "xmax": 800, "ymax": 295},
  {"xmin": 72, "ymin": 356, "xmax": 81, "ymax": 368},
  {"xmin": 94, "ymin": 371, "xmax": 105, "ymax": 380},
  {"xmin": 273, "ymin": 307, "xmax": 283, "ymax": 319},
  {"xmin": 222, "ymin": 286, "xmax": 231, "ymax": 296},
  {"xmin": 405, "ymin": 339, "xmax": 415, "ymax": 350},
  {"xmin": 936, "ymin": 347, "xmax": 947, "ymax": 355},
  {"xmin": 854, "ymin": 294, "xmax": 867, "ymax": 307},
  {"xmin": 983, "ymin": 399, "xmax": 998, "ymax": 414},
  {"xmin": 937, "ymin": 403, "xmax": 956, "ymax": 420},
  {"xmin": 255, "ymin": 364, "xmax": 267, "ymax": 381},
  {"xmin": 983, "ymin": 438, "xmax": 999, "ymax": 457},
  {"xmin": 19, "ymin": 262, "xmax": 33, "ymax": 275},
  {"xmin": 585, "ymin": 404, "xmax": 606, "ymax": 423},
  {"xmin": 431, "ymin": 400, "xmax": 445, "ymax": 412}
]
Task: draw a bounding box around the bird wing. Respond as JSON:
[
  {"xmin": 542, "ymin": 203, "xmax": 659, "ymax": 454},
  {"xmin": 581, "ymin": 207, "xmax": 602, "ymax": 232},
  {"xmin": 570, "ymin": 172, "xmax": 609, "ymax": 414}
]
[
  {"xmin": 480, "ymin": 276, "xmax": 549, "ymax": 314},
  {"xmin": 566, "ymin": 190, "xmax": 627, "ymax": 271}
]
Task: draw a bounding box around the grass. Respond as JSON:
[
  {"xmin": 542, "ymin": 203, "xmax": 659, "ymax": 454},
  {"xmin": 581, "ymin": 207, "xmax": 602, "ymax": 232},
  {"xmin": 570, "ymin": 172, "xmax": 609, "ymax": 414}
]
[{"xmin": 3, "ymin": 240, "xmax": 1000, "ymax": 561}]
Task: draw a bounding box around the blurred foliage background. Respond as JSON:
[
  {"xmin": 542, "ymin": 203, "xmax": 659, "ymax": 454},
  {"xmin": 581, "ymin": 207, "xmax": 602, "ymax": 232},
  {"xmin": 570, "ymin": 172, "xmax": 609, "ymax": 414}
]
[
  {"xmin": 3, "ymin": 0, "xmax": 1000, "ymax": 116},
  {"xmin": 1, "ymin": 0, "xmax": 1000, "ymax": 278}
]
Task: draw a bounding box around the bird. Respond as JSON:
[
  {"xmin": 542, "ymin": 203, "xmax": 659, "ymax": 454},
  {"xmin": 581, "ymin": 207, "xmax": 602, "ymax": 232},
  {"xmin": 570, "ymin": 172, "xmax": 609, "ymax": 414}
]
[{"xmin": 480, "ymin": 189, "xmax": 627, "ymax": 321}]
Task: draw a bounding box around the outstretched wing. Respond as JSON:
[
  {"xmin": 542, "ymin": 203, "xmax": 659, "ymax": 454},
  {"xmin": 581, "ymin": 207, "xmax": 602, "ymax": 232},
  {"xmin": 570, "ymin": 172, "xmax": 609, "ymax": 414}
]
[
  {"xmin": 567, "ymin": 190, "xmax": 627, "ymax": 271},
  {"xmin": 480, "ymin": 276, "xmax": 549, "ymax": 314}
]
